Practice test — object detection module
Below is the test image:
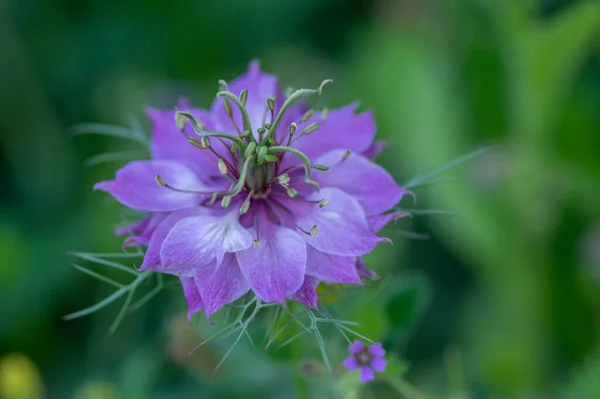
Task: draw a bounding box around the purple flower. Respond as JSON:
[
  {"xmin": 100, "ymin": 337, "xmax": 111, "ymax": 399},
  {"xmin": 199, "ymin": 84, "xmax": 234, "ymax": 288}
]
[
  {"xmin": 342, "ymin": 340, "xmax": 387, "ymax": 383},
  {"xmin": 95, "ymin": 61, "xmax": 409, "ymax": 320}
]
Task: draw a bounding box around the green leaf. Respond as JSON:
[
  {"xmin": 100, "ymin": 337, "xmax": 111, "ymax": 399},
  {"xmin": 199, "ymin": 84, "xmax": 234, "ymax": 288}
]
[{"xmin": 386, "ymin": 276, "xmax": 431, "ymax": 331}]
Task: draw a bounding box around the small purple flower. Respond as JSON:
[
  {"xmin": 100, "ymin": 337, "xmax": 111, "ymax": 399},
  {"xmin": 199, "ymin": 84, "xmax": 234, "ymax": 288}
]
[
  {"xmin": 342, "ymin": 340, "xmax": 387, "ymax": 383},
  {"xmin": 95, "ymin": 61, "xmax": 409, "ymax": 320}
]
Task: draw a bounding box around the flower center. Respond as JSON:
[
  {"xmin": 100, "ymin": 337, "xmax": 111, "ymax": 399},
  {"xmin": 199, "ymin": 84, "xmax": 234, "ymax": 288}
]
[{"xmin": 156, "ymin": 78, "xmax": 335, "ymax": 245}]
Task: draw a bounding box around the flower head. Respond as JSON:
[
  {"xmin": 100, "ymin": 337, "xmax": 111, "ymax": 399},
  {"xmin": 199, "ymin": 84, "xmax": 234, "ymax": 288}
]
[
  {"xmin": 95, "ymin": 61, "xmax": 409, "ymax": 320},
  {"xmin": 342, "ymin": 340, "xmax": 387, "ymax": 383}
]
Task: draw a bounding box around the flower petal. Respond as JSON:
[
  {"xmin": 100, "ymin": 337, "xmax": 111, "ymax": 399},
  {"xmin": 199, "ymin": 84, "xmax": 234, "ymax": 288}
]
[
  {"xmin": 119, "ymin": 213, "xmax": 168, "ymax": 249},
  {"xmin": 148, "ymin": 102, "xmax": 222, "ymax": 174},
  {"xmin": 211, "ymin": 61, "xmax": 284, "ymax": 139},
  {"xmin": 195, "ymin": 253, "xmax": 249, "ymax": 320},
  {"xmin": 161, "ymin": 209, "xmax": 253, "ymax": 273},
  {"xmin": 180, "ymin": 277, "xmax": 202, "ymax": 321},
  {"xmin": 94, "ymin": 160, "xmax": 206, "ymax": 212},
  {"xmin": 116, "ymin": 217, "xmax": 151, "ymax": 238},
  {"xmin": 282, "ymin": 188, "xmax": 385, "ymax": 256},
  {"xmin": 356, "ymin": 258, "xmax": 379, "ymax": 280},
  {"xmin": 290, "ymin": 276, "xmax": 319, "ymax": 309},
  {"xmin": 348, "ymin": 340, "xmax": 364, "ymax": 354},
  {"xmin": 363, "ymin": 140, "xmax": 388, "ymax": 159},
  {"xmin": 369, "ymin": 343, "xmax": 386, "ymax": 357},
  {"xmin": 370, "ymin": 357, "xmax": 387, "ymax": 373},
  {"xmin": 139, "ymin": 208, "xmax": 204, "ymax": 273},
  {"xmin": 306, "ymin": 247, "xmax": 362, "ymax": 285},
  {"xmin": 292, "ymin": 103, "xmax": 375, "ymax": 160},
  {"xmin": 367, "ymin": 211, "xmax": 410, "ymax": 233},
  {"xmin": 315, "ymin": 150, "xmax": 408, "ymax": 216},
  {"xmin": 360, "ymin": 366, "xmax": 375, "ymax": 383},
  {"xmin": 342, "ymin": 356, "xmax": 359, "ymax": 372},
  {"xmin": 236, "ymin": 219, "xmax": 306, "ymax": 302}
]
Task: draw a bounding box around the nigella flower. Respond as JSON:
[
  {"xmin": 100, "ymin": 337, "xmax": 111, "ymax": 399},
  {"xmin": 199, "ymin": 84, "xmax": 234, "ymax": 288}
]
[
  {"xmin": 342, "ymin": 340, "xmax": 387, "ymax": 383},
  {"xmin": 95, "ymin": 61, "xmax": 409, "ymax": 320}
]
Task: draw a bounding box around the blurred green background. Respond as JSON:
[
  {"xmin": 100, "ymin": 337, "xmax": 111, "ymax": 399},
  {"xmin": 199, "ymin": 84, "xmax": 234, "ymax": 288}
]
[{"xmin": 1, "ymin": 0, "xmax": 600, "ymax": 398}]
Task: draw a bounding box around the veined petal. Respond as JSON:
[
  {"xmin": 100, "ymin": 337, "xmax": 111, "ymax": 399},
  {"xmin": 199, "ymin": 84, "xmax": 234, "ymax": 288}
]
[
  {"xmin": 195, "ymin": 254, "xmax": 249, "ymax": 321},
  {"xmin": 161, "ymin": 209, "xmax": 253, "ymax": 273},
  {"xmin": 281, "ymin": 188, "xmax": 385, "ymax": 256},
  {"xmin": 306, "ymin": 247, "xmax": 362, "ymax": 285},
  {"xmin": 292, "ymin": 103, "xmax": 375, "ymax": 160},
  {"xmin": 315, "ymin": 150, "xmax": 408, "ymax": 216},
  {"xmin": 236, "ymin": 218, "xmax": 306, "ymax": 302},
  {"xmin": 180, "ymin": 277, "xmax": 202, "ymax": 321},
  {"xmin": 290, "ymin": 276, "xmax": 319, "ymax": 309},
  {"xmin": 140, "ymin": 208, "xmax": 203, "ymax": 274},
  {"xmin": 94, "ymin": 160, "xmax": 206, "ymax": 212}
]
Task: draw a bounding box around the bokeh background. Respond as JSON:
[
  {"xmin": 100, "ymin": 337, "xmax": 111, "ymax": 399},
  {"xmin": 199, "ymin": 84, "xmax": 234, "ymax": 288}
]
[{"xmin": 2, "ymin": 0, "xmax": 600, "ymax": 398}]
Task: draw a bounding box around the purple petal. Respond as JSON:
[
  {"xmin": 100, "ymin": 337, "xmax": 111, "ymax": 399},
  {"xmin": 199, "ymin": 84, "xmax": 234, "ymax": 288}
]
[
  {"xmin": 315, "ymin": 150, "xmax": 408, "ymax": 216},
  {"xmin": 147, "ymin": 103, "xmax": 223, "ymax": 176},
  {"xmin": 180, "ymin": 277, "xmax": 202, "ymax": 321},
  {"xmin": 94, "ymin": 160, "xmax": 207, "ymax": 212},
  {"xmin": 369, "ymin": 343, "xmax": 386, "ymax": 357},
  {"xmin": 195, "ymin": 253, "xmax": 250, "ymax": 320},
  {"xmin": 290, "ymin": 276, "xmax": 319, "ymax": 309},
  {"xmin": 363, "ymin": 140, "xmax": 388, "ymax": 159},
  {"xmin": 140, "ymin": 208, "xmax": 203, "ymax": 273},
  {"xmin": 348, "ymin": 340, "xmax": 364, "ymax": 354},
  {"xmin": 367, "ymin": 211, "xmax": 410, "ymax": 233},
  {"xmin": 356, "ymin": 258, "xmax": 379, "ymax": 280},
  {"xmin": 161, "ymin": 209, "xmax": 253, "ymax": 273},
  {"xmin": 342, "ymin": 356, "xmax": 359, "ymax": 372},
  {"xmin": 292, "ymin": 103, "xmax": 375, "ymax": 161},
  {"xmin": 211, "ymin": 61, "xmax": 284, "ymax": 139},
  {"xmin": 282, "ymin": 188, "xmax": 386, "ymax": 257},
  {"xmin": 359, "ymin": 366, "xmax": 375, "ymax": 383},
  {"xmin": 119, "ymin": 213, "xmax": 168, "ymax": 249},
  {"xmin": 116, "ymin": 217, "xmax": 151, "ymax": 237},
  {"xmin": 370, "ymin": 357, "xmax": 387, "ymax": 373},
  {"xmin": 236, "ymin": 218, "xmax": 306, "ymax": 302},
  {"xmin": 306, "ymin": 246, "xmax": 362, "ymax": 285}
]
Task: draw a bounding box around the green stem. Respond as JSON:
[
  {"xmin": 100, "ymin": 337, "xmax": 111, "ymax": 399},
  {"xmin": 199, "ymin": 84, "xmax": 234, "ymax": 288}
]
[
  {"xmin": 264, "ymin": 80, "xmax": 332, "ymax": 144},
  {"xmin": 216, "ymin": 91, "xmax": 255, "ymax": 142},
  {"xmin": 269, "ymin": 146, "xmax": 320, "ymax": 191}
]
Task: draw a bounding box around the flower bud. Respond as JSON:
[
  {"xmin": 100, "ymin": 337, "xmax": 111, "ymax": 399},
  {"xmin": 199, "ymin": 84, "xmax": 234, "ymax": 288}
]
[
  {"xmin": 175, "ymin": 112, "xmax": 187, "ymax": 131},
  {"xmin": 299, "ymin": 109, "xmax": 314, "ymax": 124},
  {"xmin": 312, "ymin": 164, "xmax": 329, "ymax": 171},
  {"xmin": 218, "ymin": 158, "xmax": 228, "ymax": 175},
  {"xmin": 239, "ymin": 89, "xmax": 248, "ymax": 106},
  {"xmin": 301, "ymin": 122, "xmax": 319, "ymax": 135},
  {"xmin": 266, "ymin": 95, "xmax": 275, "ymax": 111}
]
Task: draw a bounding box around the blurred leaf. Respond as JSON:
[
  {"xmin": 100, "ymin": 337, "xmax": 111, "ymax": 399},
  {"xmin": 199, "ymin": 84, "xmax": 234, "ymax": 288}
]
[
  {"xmin": 385, "ymin": 276, "xmax": 431, "ymax": 331},
  {"xmin": 557, "ymin": 356, "xmax": 600, "ymax": 399}
]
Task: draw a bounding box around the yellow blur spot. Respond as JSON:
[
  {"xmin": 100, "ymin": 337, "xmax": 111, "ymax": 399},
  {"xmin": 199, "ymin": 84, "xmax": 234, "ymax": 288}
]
[
  {"xmin": 316, "ymin": 283, "xmax": 345, "ymax": 303},
  {"xmin": 0, "ymin": 352, "xmax": 44, "ymax": 399}
]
